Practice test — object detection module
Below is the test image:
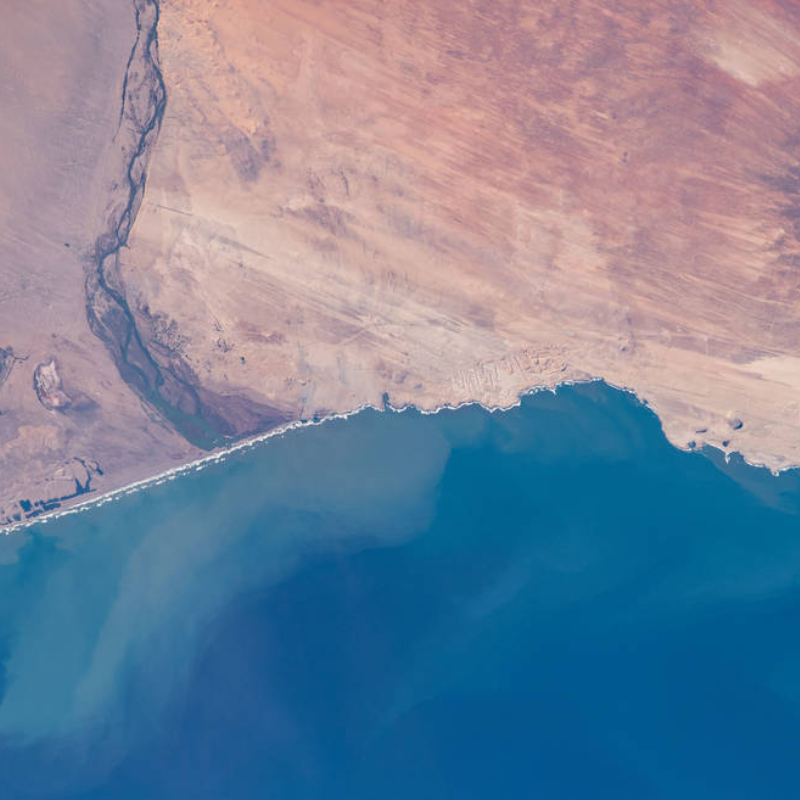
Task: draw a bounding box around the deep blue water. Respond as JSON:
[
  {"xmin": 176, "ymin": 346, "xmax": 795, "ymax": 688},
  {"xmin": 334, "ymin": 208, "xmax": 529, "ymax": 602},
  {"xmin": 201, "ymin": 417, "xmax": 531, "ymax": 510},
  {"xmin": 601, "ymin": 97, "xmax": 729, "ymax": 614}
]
[{"xmin": 2, "ymin": 382, "xmax": 800, "ymax": 798}]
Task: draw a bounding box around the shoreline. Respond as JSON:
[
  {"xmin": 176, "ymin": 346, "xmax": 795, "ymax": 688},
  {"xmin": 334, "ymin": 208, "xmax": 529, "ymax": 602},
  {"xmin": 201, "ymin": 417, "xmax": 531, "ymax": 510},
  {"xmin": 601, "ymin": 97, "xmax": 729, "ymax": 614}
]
[{"xmin": 0, "ymin": 375, "xmax": 763, "ymax": 536}]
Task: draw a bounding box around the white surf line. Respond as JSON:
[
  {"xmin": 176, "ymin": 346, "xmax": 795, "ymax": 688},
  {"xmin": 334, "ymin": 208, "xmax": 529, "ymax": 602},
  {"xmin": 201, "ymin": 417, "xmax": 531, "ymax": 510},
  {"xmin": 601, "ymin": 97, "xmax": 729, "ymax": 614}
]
[
  {"xmin": 0, "ymin": 399, "xmax": 388, "ymax": 535},
  {"xmin": 0, "ymin": 376, "xmax": 762, "ymax": 536}
]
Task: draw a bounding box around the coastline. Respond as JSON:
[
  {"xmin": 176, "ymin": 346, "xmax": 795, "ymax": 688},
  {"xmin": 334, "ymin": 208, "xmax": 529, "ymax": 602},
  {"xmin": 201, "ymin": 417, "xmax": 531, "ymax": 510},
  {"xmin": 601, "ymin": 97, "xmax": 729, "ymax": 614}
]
[
  {"xmin": 0, "ymin": 375, "xmax": 753, "ymax": 536},
  {"xmin": 8, "ymin": 0, "xmax": 800, "ymax": 537}
]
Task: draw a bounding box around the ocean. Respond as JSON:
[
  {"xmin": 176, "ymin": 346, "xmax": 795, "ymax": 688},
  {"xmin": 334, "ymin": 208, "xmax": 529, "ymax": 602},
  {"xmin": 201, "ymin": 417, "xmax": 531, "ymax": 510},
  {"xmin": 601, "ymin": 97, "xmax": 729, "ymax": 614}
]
[{"xmin": 1, "ymin": 382, "xmax": 800, "ymax": 799}]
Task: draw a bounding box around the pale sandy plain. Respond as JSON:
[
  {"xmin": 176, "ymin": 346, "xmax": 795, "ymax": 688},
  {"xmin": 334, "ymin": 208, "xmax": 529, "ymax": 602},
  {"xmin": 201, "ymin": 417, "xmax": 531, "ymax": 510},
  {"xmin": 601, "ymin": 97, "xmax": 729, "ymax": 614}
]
[{"xmin": 4, "ymin": 0, "xmax": 800, "ymax": 524}]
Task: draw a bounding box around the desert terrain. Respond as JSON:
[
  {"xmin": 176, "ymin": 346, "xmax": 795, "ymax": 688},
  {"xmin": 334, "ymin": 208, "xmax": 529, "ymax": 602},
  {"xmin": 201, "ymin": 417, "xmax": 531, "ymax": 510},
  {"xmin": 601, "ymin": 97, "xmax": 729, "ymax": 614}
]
[
  {"xmin": 0, "ymin": 0, "xmax": 199, "ymax": 526},
  {"xmin": 5, "ymin": 0, "xmax": 800, "ymax": 524}
]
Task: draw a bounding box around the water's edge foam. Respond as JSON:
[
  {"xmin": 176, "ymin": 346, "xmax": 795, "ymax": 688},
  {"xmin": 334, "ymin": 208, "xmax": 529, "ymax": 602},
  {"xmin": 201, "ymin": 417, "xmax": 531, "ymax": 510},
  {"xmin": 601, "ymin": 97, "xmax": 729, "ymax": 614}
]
[{"xmin": 1, "ymin": 376, "xmax": 757, "ymax": 536}]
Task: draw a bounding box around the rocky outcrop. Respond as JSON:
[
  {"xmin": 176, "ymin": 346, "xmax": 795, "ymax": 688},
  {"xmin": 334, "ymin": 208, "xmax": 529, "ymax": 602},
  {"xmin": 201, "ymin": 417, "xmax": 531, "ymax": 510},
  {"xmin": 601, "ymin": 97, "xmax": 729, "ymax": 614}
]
[
  {"xmin": 33, "ymin": 360, "xmax": 72, "ymax": 411},
  {"xmin": 0, "ymin": 348, "xmax": 13, "ymax": 396}
]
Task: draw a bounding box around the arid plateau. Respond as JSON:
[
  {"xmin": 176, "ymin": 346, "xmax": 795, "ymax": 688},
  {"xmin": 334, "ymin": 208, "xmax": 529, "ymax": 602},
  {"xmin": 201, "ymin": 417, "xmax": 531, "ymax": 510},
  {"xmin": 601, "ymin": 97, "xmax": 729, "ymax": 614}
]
[{"xmin": 4, "ymin": 0, "xmax": 800, "ymax": 524}]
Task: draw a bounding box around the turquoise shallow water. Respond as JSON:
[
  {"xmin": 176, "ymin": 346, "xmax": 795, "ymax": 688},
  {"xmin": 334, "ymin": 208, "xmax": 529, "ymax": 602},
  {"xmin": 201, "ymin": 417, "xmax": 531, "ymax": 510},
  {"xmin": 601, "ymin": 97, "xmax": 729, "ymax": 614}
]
[{"xmin": 1, "ymin": 382, "xmax": 800, "ymax": 798}]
